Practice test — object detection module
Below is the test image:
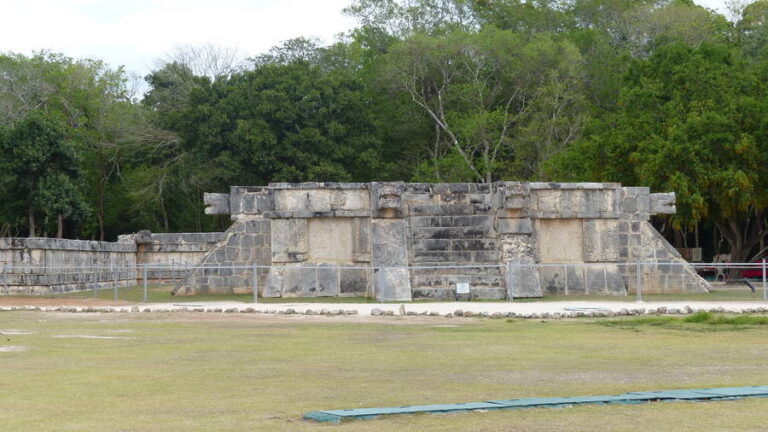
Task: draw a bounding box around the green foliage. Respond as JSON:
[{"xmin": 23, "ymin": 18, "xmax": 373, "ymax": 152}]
[
  {"xmin": 172, "ymin": 57, "xmax": 394, "ymax": 190},
  {"xmin": 548, "ymin": 40, "xmax": 768, "ymax": 259},
  {"xmin": 0, "ymin": 113, "xmax": 89, "ymax": 234}
]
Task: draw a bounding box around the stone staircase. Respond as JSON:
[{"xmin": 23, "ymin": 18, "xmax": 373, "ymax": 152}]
[{"xmin": 406, "ymin": 202, "xmax": 505, "ymax": 300}]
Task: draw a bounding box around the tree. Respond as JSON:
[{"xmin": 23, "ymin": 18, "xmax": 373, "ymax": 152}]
[
  {"xmin": 0, "ymin": 113, "xmax": 89, "ymax": 237},
  {"xmin": 156, "ymin": 43, "xmax": 244, "ymax": 80},
  {"xmin": 344, "ymin": 0, "xmax": 479, "ymax": 37},
  {"xmin": 549, "ymin": 42, "xmax": 768, "ymax": 264},
  {"xmin": 383, "ymin": 28, "xmax": 585, "ymax": 182}
]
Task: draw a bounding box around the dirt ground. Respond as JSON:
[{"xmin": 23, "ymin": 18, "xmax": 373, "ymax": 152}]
[{"xmin": 0, "ymin": 297, "xmax": 133, "ymax": 307}]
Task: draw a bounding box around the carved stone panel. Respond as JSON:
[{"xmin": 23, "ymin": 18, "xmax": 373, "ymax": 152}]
[
  {"xmin": 583, "ymin": 219, "xmax": 619, "ymax": 262},
  {"xmin": 536, "ymin": 219, "xmax": 583, "ymax": 263}
]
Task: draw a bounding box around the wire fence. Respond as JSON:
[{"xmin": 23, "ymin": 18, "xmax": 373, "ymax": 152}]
[{"xmin": 0, "ymin": 260, "xmax": 766, "ymax": 303}]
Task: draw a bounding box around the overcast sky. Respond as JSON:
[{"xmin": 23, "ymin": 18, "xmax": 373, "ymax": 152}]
[{"xmin": 1, "ymin": 0, "xmax": 731, "ymax": 78}]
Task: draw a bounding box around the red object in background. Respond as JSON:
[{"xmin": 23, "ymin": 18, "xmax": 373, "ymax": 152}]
[{"xmin": 743, "ymin": 254, "xmax": 768, "ymax": 279}]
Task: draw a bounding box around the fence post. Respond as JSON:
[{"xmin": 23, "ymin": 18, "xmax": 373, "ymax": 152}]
[
  {"xmin": 762, "ymin": 258, "xmax": 767, "ymax": 302},
  {"xmin": 636, "ymin": 259, "xmax": 642, "ymax": 302},
  {"xmin": 143, "ymin": 263, "xmax": 148, "ymax": 303},
  {"xmin": 252, "ymin": 263, "xmax": 258, "ymax": 304},
  {"xmin": 506, "ymin": 261, "xmax": 514, "ymax": 301},
  {"xmin": 113, "ymin": 263, "xmax": 118, "ymax": 302}
]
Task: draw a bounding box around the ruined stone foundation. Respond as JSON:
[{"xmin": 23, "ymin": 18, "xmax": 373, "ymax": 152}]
[{"xmin": 172, "ymin": 182, "xmax": 710, "ymax": 301}]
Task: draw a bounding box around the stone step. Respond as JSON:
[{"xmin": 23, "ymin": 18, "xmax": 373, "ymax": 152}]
[
  {"xmin": 411, "ymin": 251, "xmax": 500, "ymax": 263},
  {"xmin": 411, "ymin": 274, "xmax": 505, "ymax": 289},
  {"xmin": 409, "ymin": 265, "xmax": 503, "ymax": 276},
  {"xmin": 409, "ymin": 215, "xmax": 494, "ymax": 228},
  {"xmin": 408, "ymin": 227, "xmax": 494, "ymax": 239}
]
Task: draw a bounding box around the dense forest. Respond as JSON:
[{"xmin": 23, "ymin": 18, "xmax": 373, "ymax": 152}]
[{"xmin": 0, "ymin": 0, "xmax": 767, "ymax": 262}]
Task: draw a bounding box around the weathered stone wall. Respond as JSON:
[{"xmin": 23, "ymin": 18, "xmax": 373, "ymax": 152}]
[
  {"xmin": 171, "ymin": 218, "xmax": 271, "ymax": 296},
  {"xmin": 195, "ymin": 182, "xmax": 711, "ymax": 300},
  {"xmin": 121, "ymin": 231, "xmax": 225, "ymax": 282},
  {"xmin": 0, "ymin": 238, "xmax": 137, "ymax": 295},
  {"xmin": 0, "ymin": 232, "xmax": 224, "ymax": 295}
]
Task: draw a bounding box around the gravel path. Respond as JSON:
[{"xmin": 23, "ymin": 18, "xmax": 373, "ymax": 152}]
[{"xmin": 2, "ymin": 300, "xmax": 768, "ymax": 318}]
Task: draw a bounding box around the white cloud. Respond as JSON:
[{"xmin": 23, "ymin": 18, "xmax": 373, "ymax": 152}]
[{"xmin": 0, "ymin": 0, "xmax": 355, "ymax": 75}]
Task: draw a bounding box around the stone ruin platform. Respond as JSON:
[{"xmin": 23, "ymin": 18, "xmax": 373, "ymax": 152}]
[{"xmin": 172, "ymin": 182, "xmax": 711, "ymax": 301}]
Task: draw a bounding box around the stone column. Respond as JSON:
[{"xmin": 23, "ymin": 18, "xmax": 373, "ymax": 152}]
[{"xmin": 371, "ymin": 183, "xmax": 411, "ymax": 301}]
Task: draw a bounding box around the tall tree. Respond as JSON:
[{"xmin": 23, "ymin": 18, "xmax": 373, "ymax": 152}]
[
  {"xmin": 0, "ymin": 113, "xmax": 89, "ymax": 237},
  {"xmin": 549, "ymin": 42, "xmax": 768, "ymax": 263},
  {"xmin": 383, "ymin": 28, "xmax": 585, "ymax": 182}
]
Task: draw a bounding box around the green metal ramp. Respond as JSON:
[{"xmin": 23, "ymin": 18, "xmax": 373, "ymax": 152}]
[{"xmin": 304, "ymin": 385, "xmax": 768, "ymax": 423}]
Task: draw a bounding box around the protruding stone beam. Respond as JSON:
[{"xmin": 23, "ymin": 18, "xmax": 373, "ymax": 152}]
[
  {"xmin": 204, "ymin": 193, "xmax": 230, "ymax": 215},
  {"xmin": 650, "ymin": 192, "xmax": 676, "ymax": 215}
]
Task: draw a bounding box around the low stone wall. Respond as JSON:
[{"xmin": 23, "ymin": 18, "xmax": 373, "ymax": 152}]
[
  {"xmin": 0, "ymin": 232, "xmax": 224, "ymax": 295},
  {"xmin": 0, "ymin": 238, "xmax": 137, "ymax": 295},
  {"xmin": 172, "ymin": 219, "xmax": 271, "ymax": 296},
  {"xmin": 123, "ymin": 231, "xmax": 225, "ymax": 282}
]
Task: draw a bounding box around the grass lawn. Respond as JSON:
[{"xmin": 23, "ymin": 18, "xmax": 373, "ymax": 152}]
[{"xmin": 2, "ymin": 312, "xmax": 768, "ymax": 431}]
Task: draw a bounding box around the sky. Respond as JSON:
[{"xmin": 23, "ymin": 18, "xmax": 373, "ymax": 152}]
[{"xmin": 0, "ymin": 0, "xmax": 731, "ymax": 78}]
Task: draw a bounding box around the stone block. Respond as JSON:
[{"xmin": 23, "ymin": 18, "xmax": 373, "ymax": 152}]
[
  {"xmin": 262, "ymin": 267, "xmax": 284, "ymax": 297},
  {"xmin": 452, "ymin": 239, "xmax": 496, "ymax": 251},
  {"xmin": 300, "ymin": 266, "xmax": 318, "ymax": 296},
  {"xmin": 316, "ymin": 264, "xmax": 341, "ymax": 297},
  {"xmin": 440, "ymin": 205, "xmax": 476, "ymax": 216},
  {"xmin": 622, "ymin": 196, "xmax": 637, "ymax": 212},
  {"xmin": 372, "ymin": 220, "xmax": 408, "ymax": 266},
  {"xmin": 412, "ymin": 251, "xmax": 471, "ymax": 263},
  {"xmin": 471, "ymin": 287, "xmax": 507, "ymax": 300},
  {"xmin": 650, "ymin": 192, "xmax": 676, "ymax": 215},
  {"xmin": 307, "ymin": 218, "xmax": 354, "ymax": 262},
  {"xmin": 496, "ymin": 218, "xmax": 533, "ymax": 234},
  {"xmin": 536, "ymin": 219, "xmax": 583, "ymax": 263},
  {"xmin": 274, "ymin": 189, "xmax": 331, "ymax": 212},
  {"xmin": 583, "ymin": 219, "xmax": 619, "ymax": 262},
  {"xmin": 409, "ymin": 205, "xmax": 441, "ymax": 216},
  {"xmin": 329, "ymin": 189, "xmax": 370, "ymax": 211},
  {"xmin": 282, "ymin": 266, "xmax": 306, "ymax": 296},
  {"xmin": 352, "ymin": 218, "xmax": 371, "ymax": 262},
  {"xmin": 472, "ymin": 251, "xmax": 500, "ymax": 263},
  {"xmin": 271, "ymin": 219, "xmax": 307, "ymax": 262},
  {"xmin": 585, "ymin": 264, "xmax": 626, "ymax": 295},
  {"xmin": 339, "ymin": 268, "xmax": 369, "ymax": 296},
  {"xmin": 374, "ymin": 268, "xmax": 411, "ymax": 301},
  {"xmin": 539, "ymin": 265, "xmax": 587, "ymax": 295},
  {"xmin": 451, "ymin": 215, "xmax": 494, "ymax": 228},
  {"xmin": 505, "ymin": 259, "xmax": 542, "ymax": 298},
  {"xmin": 412, "ymin": 239, "xmax": 451, "ymax": 252},
  {"xmin": 204, "ymin": 193, "xmax": 230, "ymax": 215},
  {"xmin": 411, "ymin": 288, "xmax": 453, "ymax": 300}
]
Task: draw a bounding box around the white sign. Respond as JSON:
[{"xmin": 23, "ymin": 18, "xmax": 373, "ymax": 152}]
[{"xmin": 456, "ymin": 283, "xmax": 470, "ymax": 294}]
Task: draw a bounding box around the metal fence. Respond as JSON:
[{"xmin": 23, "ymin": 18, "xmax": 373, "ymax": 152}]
[{"xmin": 0, "ymin": 260, "xmax": 766, "ymax": 303}]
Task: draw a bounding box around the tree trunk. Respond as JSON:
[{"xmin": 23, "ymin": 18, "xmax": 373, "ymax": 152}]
[
  {"xmin": 717, "ymin": 210, "xmax": 768, "ymax": 280},
  {"xmin": 28, "ymin": 206, "xmax": 36, "ymax": 238},
  {"xmin": 57, "ymin": 214, "xmax": 64, "ymax": 239}
]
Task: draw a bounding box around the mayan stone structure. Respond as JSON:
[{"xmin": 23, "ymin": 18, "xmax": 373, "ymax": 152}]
[
  {"xmin": 173, "ymin": 182, "xmax": 711, "ymax": 300},
  {"xmin": 0, "ymin": 232, "xmax": 224, "ymax": 295}
]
